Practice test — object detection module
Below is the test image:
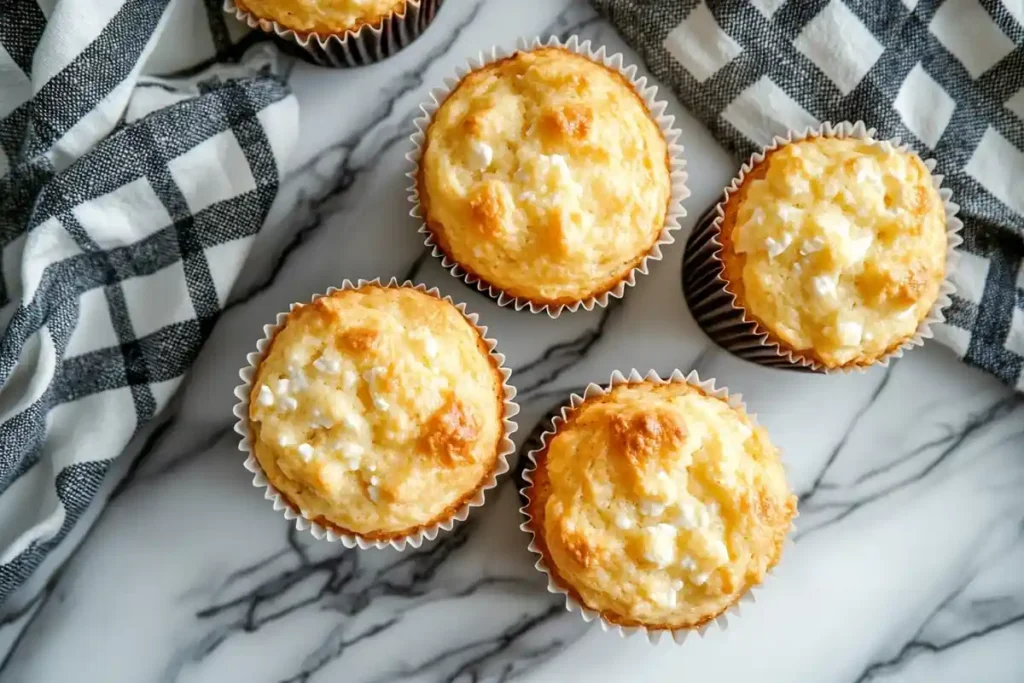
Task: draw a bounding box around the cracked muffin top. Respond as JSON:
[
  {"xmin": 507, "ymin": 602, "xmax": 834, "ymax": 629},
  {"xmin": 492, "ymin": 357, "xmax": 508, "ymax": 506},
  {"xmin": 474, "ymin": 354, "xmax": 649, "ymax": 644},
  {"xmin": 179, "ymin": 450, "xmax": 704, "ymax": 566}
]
[
  {"xmin": 235, "ymin": 0, "xmax": 407, "ymax": 35},
  {"xmin": 719, "ymin": 136, "xmax": 947, "ymax": 368},
  {"xmin": 527, "ymin": 380, "xmax": 796, "ymax": 629},
  {"xmin": 418, "ymin": 46, "xmax": 672, "ymax": 306},
  {"xmin": 249, "ymin": 284, "xmax": 505, "ymax": 539}
]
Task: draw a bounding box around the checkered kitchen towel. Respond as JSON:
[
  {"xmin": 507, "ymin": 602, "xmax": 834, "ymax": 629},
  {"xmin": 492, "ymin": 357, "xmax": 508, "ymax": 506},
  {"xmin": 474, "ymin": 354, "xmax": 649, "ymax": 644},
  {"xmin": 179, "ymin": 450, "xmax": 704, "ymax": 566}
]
[
  {"xmin": 593, "ymin": 0, "xmax": 1024, "ymax": 389},
  {"xmin": 0, "ymin": 0, "xmax": 297, "ymax": 605}
]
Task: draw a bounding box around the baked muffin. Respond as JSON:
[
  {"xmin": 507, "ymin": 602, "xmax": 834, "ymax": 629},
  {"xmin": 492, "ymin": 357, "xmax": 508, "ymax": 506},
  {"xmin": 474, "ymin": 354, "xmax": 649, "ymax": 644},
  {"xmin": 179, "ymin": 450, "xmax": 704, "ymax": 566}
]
[
  {"xmin": 524, "ymin": 378, "xmax": 796, "ymax": 631},
  {"xmin": 416, "ymin": 45, "xmax": 676, "ymax": 309},
  {"xmin": 247, "ymin": 284, "xmax": 509, "ymax": 542},
  {"xmin": 228, "ymin": 0, "xmax": 441, "ymax": 69},
  {"xmin": 234, "ymin": 0, "xmax": 408, "ymax": 35},
  {"xmin": 717, "ymin": 136, "xmax": 948, "ymax": 368}
]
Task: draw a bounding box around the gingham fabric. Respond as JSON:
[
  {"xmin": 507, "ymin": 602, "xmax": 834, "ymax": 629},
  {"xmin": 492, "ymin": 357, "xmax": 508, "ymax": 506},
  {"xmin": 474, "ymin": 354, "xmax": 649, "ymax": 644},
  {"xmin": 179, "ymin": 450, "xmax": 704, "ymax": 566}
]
[
  {"xmin": 593, "ymin": 0, "xmax": 1024, "ymax": 390},
  {"xmin": 0, "ymin": 0, "xmax": 297, "ymax": 605}
]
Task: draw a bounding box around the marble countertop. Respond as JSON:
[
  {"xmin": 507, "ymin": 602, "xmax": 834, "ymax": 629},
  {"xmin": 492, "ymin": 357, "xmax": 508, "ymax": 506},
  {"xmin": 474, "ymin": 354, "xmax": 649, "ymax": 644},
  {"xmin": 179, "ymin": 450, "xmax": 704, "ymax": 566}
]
[{"xmin": 2, "ymin": 1, "xmax": 1023, "ymax": 681}]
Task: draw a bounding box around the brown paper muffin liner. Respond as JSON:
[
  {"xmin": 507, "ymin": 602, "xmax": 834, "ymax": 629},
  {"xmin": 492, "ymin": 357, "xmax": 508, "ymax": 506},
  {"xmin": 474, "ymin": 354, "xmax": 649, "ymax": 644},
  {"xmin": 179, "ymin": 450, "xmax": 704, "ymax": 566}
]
[
  {"xmin": 407, "ymin": 35, "xmax": 690, "ymax": 318},
  {"xmin": 224, "ymin": 0, "xmax": 442, "ymax": 68},
  {"xmin": 518, "ymin": 369, "xmax": 795, "ymax": 644},
  {"xmin": 232, "ymin": 278, "xmax": 519, "ymax": 550},
  {"xmin": 682, "ymin": 120, "xmax": 964, "ymax": 373}
]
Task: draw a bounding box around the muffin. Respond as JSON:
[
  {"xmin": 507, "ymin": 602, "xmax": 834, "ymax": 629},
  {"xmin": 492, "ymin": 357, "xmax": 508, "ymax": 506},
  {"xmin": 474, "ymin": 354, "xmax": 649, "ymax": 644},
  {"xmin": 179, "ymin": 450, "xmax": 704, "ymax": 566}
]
[
  {"xmin": 227, "ymin": 0, "xmax": 441, "ymax": 68},
  {"xmin": 233, "ymin": 0, "xmax": 404, "ymax": 34},
  {"xmin": 685, "ymin": 125, "xmax": 957, "ymax": 370},
  {"xmin": 522, "ymin": 374, "xmax": 796, "ymax": 633},
  {"xmin": 244, "ymin": 282, "xmax": 513, "ymax": 544},
  {"xmin": 413, "ymin": 41, "xmax": 685, "ymax": 313}
]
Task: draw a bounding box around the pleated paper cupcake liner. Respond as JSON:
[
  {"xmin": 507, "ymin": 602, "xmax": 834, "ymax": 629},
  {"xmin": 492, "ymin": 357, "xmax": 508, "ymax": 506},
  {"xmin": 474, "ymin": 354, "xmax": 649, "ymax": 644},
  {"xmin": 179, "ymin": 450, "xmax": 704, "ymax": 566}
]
[
  {"xmin": 682, "ymin": 121, "xmax": 963, "ymax": 373},
  {"xmin": 407, "ymin": 35, "xmax": 690, "ymax": 318},
  {"xmin": 224, "ymin": 0, "xmax": 442, "ymax": 68},
  {"xmin": 518, "ymin": 368, "xmax": 795, "ymax": 644},
  {"xmin": 232, "ymin": 278, "xmax": 519, "ymax": 550}
]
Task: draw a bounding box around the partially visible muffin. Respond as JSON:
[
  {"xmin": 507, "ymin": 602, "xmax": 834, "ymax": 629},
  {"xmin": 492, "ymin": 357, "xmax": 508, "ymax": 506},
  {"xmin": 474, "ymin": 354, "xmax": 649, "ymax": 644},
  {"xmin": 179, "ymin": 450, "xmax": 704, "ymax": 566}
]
[
  {"xmin": 418, "ymin": 46, "xmax": 673, "ymax": 308},
  {"xmin": 718, "ymin": 136, "xmax": 947, "ymax": 368},
  {"xmin": 234, "ymin": 0, "xmax": 407, "ymax": 35},
  {"xmin": 248, "ymin": 284, "xmax": 506, "ymax": 540},
  {"xmin": 525, "ymin": 380, "xmax": 796, "ymax": 630}
]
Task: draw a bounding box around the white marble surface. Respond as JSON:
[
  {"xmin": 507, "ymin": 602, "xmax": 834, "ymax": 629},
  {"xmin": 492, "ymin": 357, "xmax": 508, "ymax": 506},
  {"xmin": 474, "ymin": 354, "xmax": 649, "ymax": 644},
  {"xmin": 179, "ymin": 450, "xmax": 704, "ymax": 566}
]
[{"xmin": 2, "ymin": 1, "xmax": 1024, "ymax": 681}]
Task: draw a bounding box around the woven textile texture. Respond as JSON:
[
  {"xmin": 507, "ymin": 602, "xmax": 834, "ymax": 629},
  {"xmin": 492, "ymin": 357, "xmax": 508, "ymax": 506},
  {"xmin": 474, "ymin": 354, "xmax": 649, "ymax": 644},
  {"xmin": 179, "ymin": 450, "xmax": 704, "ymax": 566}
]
[
  {"xmin": 0, "ymin": 0, "xmax": 298, "ymax": 605},
  {"xmin": 592, "ymin": 0, "xmax": 1024, "ymax": 389}
]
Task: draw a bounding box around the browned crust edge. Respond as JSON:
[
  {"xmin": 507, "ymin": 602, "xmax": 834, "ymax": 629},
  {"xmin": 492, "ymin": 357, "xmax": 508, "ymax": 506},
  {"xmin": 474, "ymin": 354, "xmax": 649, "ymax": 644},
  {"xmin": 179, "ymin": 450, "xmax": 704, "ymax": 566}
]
[
  {"xmin": 235, "ymin": 0, "xmax": 413, "ymax": 40},
  {"xmin": 523, "ymin": 379, "xmax": 787, "ymax": 632},
  {"xmin": 716, "ymin": 137, "xmax": 930, "ymax": 370},
  {"xmin": 416, "ymin": 46, "xmax": 674, "ymax": 309},
  {"xmin": 247, "ymin": 281, "xmax": 509, "ymax": 543}
]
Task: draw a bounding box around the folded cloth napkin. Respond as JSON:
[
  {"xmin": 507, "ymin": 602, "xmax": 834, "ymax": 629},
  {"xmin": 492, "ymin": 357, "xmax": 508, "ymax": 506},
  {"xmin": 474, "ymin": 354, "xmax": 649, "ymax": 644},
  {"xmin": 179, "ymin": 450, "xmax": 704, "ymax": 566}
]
[
  {"xmin": 0, "ymin": 0, "xmax": 297, "ymax": 605},
  {"xmin": 593, "ymin": 0, "xmax": 1024, "ymax": 390}
]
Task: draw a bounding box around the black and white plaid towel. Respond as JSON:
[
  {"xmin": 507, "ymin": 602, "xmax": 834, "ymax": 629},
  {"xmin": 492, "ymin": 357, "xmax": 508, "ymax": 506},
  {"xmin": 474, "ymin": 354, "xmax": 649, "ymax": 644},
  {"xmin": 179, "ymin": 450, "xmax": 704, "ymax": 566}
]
[
  {"xmin": 594, "ymin": 0, "xmax": 1024, "ymax": 390},
  {"xmin": 0, "ymin": 1, "xmax": 297, "ymax": 604}
]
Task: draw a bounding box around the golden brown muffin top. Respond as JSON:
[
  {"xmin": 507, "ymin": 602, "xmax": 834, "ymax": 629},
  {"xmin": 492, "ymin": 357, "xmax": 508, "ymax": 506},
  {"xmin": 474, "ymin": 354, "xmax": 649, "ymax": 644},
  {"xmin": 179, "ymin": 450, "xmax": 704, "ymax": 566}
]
[
  {"xmin": 249, "ymin": 285, "xmax": 505, "ymax": 539},
  {"xmin": 528, "ymin": 381, "xmax": 796, "ymax": 629},
  {"xmin": 235, "ymin": 0, "xmax": 407, "ymax": 35},
  {"xmin": 419, "ymin": 47, "xmax": 671, "ymax": 306},
  {"xmin": 720, "ymin": 137, "xmax": 947, "ymax": 368}
]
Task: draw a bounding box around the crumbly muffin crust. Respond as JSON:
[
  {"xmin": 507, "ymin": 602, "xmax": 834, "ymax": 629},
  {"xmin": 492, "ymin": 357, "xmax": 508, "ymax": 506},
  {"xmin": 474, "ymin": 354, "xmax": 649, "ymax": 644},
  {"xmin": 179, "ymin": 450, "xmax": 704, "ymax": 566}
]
[
  {"xmin": 249, "ymin": 284, "xmax": 505, "ymax": 540},
  {"xmin": 527, "ymin": 381, "xmax": 796, "ymax": 629},
  {"xmin": 234, "ymin": 0, "xmax": 407, "ymax": 35},
  {"xmin": 418, "ymin": 46, "xmax": 671, "ymax": 306},
  {"xmin": 719, "ymin": 137, "xmax": 947, "ymax": 368}
]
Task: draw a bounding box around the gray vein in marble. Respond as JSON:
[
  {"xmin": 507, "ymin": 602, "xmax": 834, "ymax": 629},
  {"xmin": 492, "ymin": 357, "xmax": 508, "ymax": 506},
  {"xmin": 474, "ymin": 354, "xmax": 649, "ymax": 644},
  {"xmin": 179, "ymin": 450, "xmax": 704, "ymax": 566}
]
[
  {"xmin": 846, "ymin": 396, "xmax": 1023, "ymax": 489},
  {"xmin": 401, "ymin": 251, "xmax": 430, "ymax": 283},
  {"xmin": 798, "ymin": 365, "xmax": 895, "ymax": 505},
  {"xmin": 541, "ymin": 3, "xmax": 601, "ymax": 41},
  {"xmin": 513, "ymin": 302, "xmax": 621, "ymax": 398},
  {"xmin": 856, "ymin": 597, "xmax": 1024, "ymax": 682},
  {"xmin": 796, "ymin": 395, "xmax": 1024, "ymax": 539},
  {"xmin": 162, "ymin": 510, "xmax": 577, "ymax": 683},
  {"xmin": 362, "ymin": 603, "xmax": 568, "ymax": 683}
]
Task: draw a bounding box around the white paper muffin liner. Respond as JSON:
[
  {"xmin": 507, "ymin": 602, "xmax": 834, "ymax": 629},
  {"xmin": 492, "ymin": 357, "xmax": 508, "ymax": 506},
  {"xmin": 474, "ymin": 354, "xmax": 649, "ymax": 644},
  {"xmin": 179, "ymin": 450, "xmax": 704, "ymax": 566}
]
[
  {"xmin": 682, "ymin": 121, "xmax": 963, "ymax": 373},
  {"xmin": 518, "ymin": 369, "xmax": 795, "ymax": 644},
  {"xmin": 224, "ymin": 0, "xmax": 441, "ymax": 68},
  {"xmin": 406, "ymin": 35, "xmax": 690, "ymax": 318},
  {"xmin": 232, "ymin": 278, "xmax": 519, "ymax": 550}
]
